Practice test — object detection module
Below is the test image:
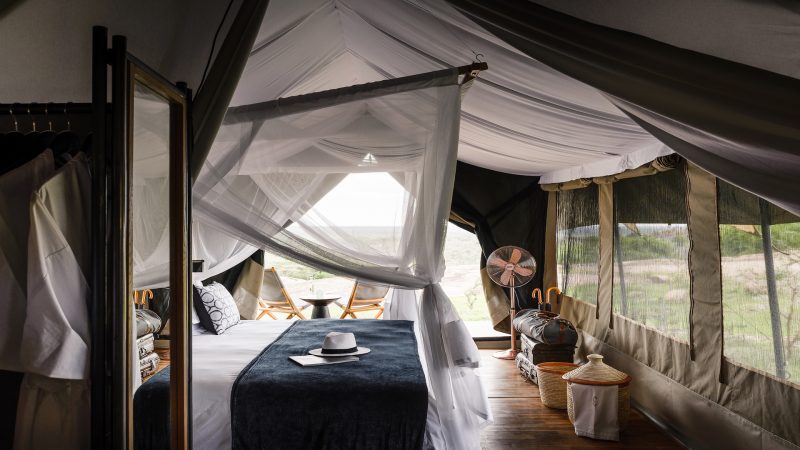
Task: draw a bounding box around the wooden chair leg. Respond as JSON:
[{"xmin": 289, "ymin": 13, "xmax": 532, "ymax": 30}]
[
  {"xmin": 256, "ymin": 310, "xmax": 268, "ymax": 320},
  {"xmin": 375, "ymin": 308, "xmax": 384, "ymax": 319}
]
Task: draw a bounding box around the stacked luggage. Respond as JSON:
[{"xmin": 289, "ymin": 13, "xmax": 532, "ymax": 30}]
[
  {"xmin": 136, "ymin": 309, "xmax": 162, "ymax": 379},
  {"xmin": 513, "ymin": 291, "xmax": 578, "ymax": 384}
]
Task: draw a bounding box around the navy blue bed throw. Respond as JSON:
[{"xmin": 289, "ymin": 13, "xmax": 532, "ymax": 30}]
[{"xmin": 232, "ymin": 319, "xmax": 427, "ymax": 450}]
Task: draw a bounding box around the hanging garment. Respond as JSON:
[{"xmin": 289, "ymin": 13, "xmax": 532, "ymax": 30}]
[
  {"xmin": 15, "ymin": 153, "xmax": 91, "ymax": 450},
  {"xmin": 0, "ymin": 150, "xmax": 54, "ymax": 371},
  {"xmin": 22, "ymin": 152, "xmax": 91, "ymax": 377}
]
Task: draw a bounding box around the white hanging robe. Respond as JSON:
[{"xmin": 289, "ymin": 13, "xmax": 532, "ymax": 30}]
[
  {"xmin": 0, "ymin": 150, "xmax": 54, "ymax": 372},
  {"xmin": 14, "ymin": 153, "xmax": 91, "ymax": 450}
]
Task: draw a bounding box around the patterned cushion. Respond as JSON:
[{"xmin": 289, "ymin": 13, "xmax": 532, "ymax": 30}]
[{"xmin": 193, "ymin": 282, "xmax": 240, "ymax": 334}]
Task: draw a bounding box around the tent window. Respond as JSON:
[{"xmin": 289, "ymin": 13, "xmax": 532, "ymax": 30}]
[
  {"xmin": 718, "ymin": 181, "xmax": 800, "ymax": 383},
  {"xmin": 557, "ymin": 185, "xmax": 599, "ymax": 305},
  {"xmin": 612, "ymin": 169, "xmax": 690, "ymax": 342},
  {"xmin": 441, "ymin": 223, "xmax": 498, "ymax": 338}
]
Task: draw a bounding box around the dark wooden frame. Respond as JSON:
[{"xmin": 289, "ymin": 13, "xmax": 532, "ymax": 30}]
[
  {"xmin": 92, "ymin": 29, "xmax": 191, "ymax": 450},
  {"xmin": 125, "ymin": 55, "xmax": 191, "ymax": 450}
]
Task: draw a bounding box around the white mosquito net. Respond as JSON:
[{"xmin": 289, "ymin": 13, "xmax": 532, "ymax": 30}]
[
  {"xmin": 193, "ymin": 68, "xmax": 491, "ymax": 449},
  {"xmin": 130, "ymin": 87, "xmax": 256, "ymax": 289}
]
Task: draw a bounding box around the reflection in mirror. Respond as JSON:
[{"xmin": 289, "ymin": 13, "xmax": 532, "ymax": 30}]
[{"xmin": 131, "ymin": 82, "xmax": 172, "ymax": 449}]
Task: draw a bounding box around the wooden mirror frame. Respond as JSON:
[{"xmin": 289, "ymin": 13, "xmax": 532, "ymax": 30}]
[{"xmin": 121, "ymin": 51, "xmax": 190, "ymax": 449}]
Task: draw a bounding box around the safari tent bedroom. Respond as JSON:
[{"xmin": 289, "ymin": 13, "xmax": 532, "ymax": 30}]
[{"xmin": 0, "ymin": 1, "xmax": 798, "ymax": 449}]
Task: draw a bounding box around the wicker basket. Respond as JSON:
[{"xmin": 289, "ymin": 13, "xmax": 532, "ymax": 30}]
[
  {"xmin": 535, "ymin": 362, "xmax": 578, "ymax": 409},
  {"xmin": 562, "ymin": 354, "xmax": 632, "ymax": 430}
]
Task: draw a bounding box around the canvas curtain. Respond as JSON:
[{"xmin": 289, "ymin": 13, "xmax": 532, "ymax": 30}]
[
  {"xmin": 194, "ymin": 69, "xmax": 490, "ymax": 449},
  {"xmin": 450, "ymin": 161, "xmax": 547, "ymax": 332},
  {"xmin": 447, "ymin": 0, "xmax": 800, "ymax": 216},
  {"xmin": 191, "ymin": 0, "xmax": 270, "ymax": 183}
]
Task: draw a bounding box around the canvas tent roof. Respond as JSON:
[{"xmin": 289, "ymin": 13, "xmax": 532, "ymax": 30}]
[
  {"xmin": 3, "ymin": 0, "xmax": 798, "ymax": 185},
  {"xmin": 229, "ymin": 0, "xmax": 800, "ymax": 183}
]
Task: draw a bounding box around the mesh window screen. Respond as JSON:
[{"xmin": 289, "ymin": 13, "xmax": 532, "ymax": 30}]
[
  {"xmin": 718, "ymin": 180, "xmax": 800, "ymax": 383},
  {"xmin": 613, "ymin": 168, "xmax": 690, "ymax": 342},
  {"xmin": 557, "ymin": 185, "xmax": 599, "ymax": 304}
]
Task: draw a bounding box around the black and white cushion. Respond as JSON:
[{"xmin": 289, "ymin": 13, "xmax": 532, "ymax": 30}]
[{"xmin": 193, "ymin": 282, "xmax": 240, "ymax": 334}]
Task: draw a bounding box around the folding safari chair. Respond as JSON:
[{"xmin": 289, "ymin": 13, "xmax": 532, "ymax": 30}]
[
  {"xmin": 336, "ymin": 281, "xmax": 389, "ymax": 319},
  {"xmin": 257, "ymin": 267, "xmax": 309, "ymax": 320}
]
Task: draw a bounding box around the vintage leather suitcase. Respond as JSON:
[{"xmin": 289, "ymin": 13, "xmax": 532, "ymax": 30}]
[{"xmin": 516, "ymin": 334, "xmax": 575, "ymax": 384}]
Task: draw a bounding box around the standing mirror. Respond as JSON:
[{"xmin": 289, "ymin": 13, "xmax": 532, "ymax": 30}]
[{"xmin": 127, "ymin": 60, "xmax": 189, "ymax": 450}]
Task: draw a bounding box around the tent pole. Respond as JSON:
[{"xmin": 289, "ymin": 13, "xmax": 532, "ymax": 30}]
[
  {"xmin": 460, "ymin": 61, "xmax": 488, "ymax": 83},
  {"xmin": 90, "ymin": 25, "xmax": 110, "ymax": 450},
  {"xmin": 457, "ymin": 61, "xmax": 488, "ymax": 75},
  {"xmin": 613, "ymin": 224, "xmax": 629, "ymax": 316},
  {"xmin": 759, "ymin": 198, "xmax": 786, "ymax": 378}
]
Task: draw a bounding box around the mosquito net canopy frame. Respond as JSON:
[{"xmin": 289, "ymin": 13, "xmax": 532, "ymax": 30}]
[{"xmin": 193, "ymin": 67, "xmax": 491, "ymax": 449}]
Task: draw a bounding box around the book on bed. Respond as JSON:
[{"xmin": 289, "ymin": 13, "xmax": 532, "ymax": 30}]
[{"xmin": 289, "ymin": 355, "xmax": 359, "ymax": 366}]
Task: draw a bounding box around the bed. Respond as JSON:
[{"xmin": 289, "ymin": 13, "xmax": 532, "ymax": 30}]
[{"xmin": 134, "ymin": 319, "xmax": 427, "ymax": 450}]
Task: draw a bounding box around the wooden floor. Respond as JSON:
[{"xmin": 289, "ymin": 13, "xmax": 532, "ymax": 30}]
[{"xmin": 479, "ymin": 350, "xmax": 684, "ymax": 450}]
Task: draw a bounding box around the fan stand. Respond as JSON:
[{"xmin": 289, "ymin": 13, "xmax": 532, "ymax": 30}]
[{"xmin": 493, "ymin": 278, "xmax": 518, "ymax": 360}]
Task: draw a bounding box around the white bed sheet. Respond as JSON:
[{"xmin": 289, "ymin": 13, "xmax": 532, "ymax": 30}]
[{"xmin": 191, "ymin": 320, "xmax": 292, "ymax": 450}]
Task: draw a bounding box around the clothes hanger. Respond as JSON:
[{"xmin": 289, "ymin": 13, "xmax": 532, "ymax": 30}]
[
  {"xmin": 80, "ymin": 132, "xmax": 93, "ymax": 156},
  {"xmin": 22, "ymin": 107, "xmax": 47, "ymax": 158},
  {"xmin": 0, "ymin": 106, "xmax": 26, "ymax": 172},
  {"xmin": 37, "ymin": 104, "xmax": 57, "ymax": 151},
  {"xmin": 50, "ymin": 104, "xmax": 80, "ymax": 165}
]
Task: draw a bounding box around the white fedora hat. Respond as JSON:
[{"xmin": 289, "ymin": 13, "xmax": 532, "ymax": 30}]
[{"xmin": 309, "ymin": 332, "xmax": 370, "ymax": 357}]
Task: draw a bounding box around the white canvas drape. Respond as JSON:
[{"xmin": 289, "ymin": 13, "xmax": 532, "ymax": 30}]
[{"xmin": 194, "ymin": 69, "xmax": 491, "ymax": 449}]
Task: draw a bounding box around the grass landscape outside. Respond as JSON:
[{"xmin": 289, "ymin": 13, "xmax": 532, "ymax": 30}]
[
  {"xmin": 559, "ymin": 222, "xmax": 800, "ymax": 384},
  {"xmin": 263, "ymin": 223, "xmax": 494, "ymax": 330}
]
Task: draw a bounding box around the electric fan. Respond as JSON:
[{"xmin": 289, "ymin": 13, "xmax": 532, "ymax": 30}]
[{"xmin": 486, "ymin": 246, "xmax": 537, "ymax": 360}]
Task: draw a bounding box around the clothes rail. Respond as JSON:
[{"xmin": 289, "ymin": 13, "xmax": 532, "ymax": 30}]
[{"xmin": 0, "ymin": 102, "xmax": 92, "ymax": 115}]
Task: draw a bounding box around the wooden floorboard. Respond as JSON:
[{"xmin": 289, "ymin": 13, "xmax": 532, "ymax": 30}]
[{"xmin": 479, "ymin": 350, "xmax": 683, "ymax": 449}]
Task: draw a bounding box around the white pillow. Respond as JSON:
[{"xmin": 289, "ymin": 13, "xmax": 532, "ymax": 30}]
[{"xmin": 193, "ymin": 282, "xmax": 240, "ymax": 334}]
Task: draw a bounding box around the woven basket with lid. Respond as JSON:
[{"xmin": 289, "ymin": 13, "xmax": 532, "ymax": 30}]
[{"xmin": 562, "ymin": 354, "xmax": 632, "ymax": 430}]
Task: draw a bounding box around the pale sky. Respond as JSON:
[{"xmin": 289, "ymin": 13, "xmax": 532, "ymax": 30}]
[{"xmin": 305, "ymin": 172, "xmax": 407, "ymax": 227}]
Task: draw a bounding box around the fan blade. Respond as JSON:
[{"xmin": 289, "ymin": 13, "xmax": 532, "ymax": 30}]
[
  {"xmin": 509, "ymin": 248, "xmax": 522, "ymax": 264},
  {"xmin": 488, "ymin": 257, "xmax": 508, "ymax": 268},
  {"xmin": 514, "ymin": 266, "xmax": 533, "ymax": 277},
  {"xmin": 500, "ymin": 269, "xmax": 512, "ymax": 286}
]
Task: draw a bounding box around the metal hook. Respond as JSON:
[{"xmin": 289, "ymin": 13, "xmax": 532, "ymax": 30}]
[
  {"xmin": 64, "ymin": 103, "xmax": 71, "ymax": 131},
  {"xmin": 9, "ymin": 106, "xmax": 18, "ymax": 132},
  {"xmin": 28, "ymin": 106, "xmax": 36, "ymax": 132},
  {"xmin": 45, "ymin": 104, "xmax": 53, "ymax": 131},
  {"xmin": 472, "ymin": 53, "xmax": 485, "ymax": 64}
]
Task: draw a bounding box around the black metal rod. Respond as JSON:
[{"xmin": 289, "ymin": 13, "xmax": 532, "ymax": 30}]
[
  {"xmin": 458, "ymin": 61, "xmax": 488, "ymax": 74},
  {"xmin": 759, "ymin": 198, "xmax": 786, "ymax": 378},
  {"xmin": 226, "ymin": 62, "xmax": 489, "ymax": 122},
  {"xmin": 182, "ymin": 82, "xmax": 194, "ymax": 450},
  {"xmin": 110, "ymin": 33, "xmax": 130, "ymax": 450},
  {"xmin": 0, "ymin": 102, "xmax": 92, "ymax": 115},
  {"xmin": 90, "ymin": 25, "xmax": 109, "ymax": 450}
]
